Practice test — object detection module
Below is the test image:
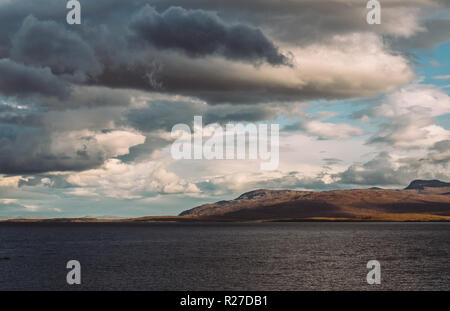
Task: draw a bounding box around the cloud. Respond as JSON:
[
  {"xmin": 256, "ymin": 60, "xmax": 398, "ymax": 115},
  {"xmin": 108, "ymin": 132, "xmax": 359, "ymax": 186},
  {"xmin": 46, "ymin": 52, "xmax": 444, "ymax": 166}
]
[
  {"xmin": 0, "ymin": 1, "xmax": 417, "ymax": 104},
  {"xmin": 0, "ymin": 199, "xmax": 26, "ymax": 211},
  {"xmin": 37, "ymin": 86, "xmax": 142, "ymax": 110},
  {"xmin": 434, "ymin": 75, "xmax": 450, "ymax": 80},
  {"xmin": 66, "ymin": 159, "xmax": 199, "ymax": 198},
  {"xmin": 130, "ymin": 6, "xmax": 289, "ymax": 66},
  {"xmin": 299, "ymin": 120, "xmax": 364, "ymax": 140},
  {"xmin": 336, "ymin": 152, "xmax": 414, "ymax": 186},
  {"xmin": 150, "ymin": 166, "xmax": 200, "ymax": 194},
  {"xmin": 375, "ymin": 85, "xmax": 450, "ymax": 117},
  {"xmin": 368, "ymin": 116, "xmax": 449, "ymax": 149},
  {"xmin": 427, "ymin": 140, "xmax": 450, "ymax": 165},
  {"xmin": 125, "ymin": 99, "xmax": 284, "ymax": 132},
  {"xmin": 0, "ymin": 175, "xmax": 21, "ymax": 188},
  {"xmin": 0, "ymin": 198, "xmax": 18, "ymax": 204},
  {"xmin": 0, "ymin": 197, "xmax": 61, "ymax": 214},
  {"xmin": 335, "ymin": 150, "xmax": 450, "ymax": 187},
  {"xmin": 323, "ymin": 158, "xmax": 343, "ymax": 166},
  {"xmin": 0, "ymin": 128, "xmax": 145, "ymax": 174},
  {"xmin": 389, "ymin": 18, "xmax": 450, "ymax": 51},
  {"xmin": 0, "ymin": 58, "xmax": 71, "ymax": 98},
  {"xmin": 364, "ymin": 85, "xmax": 450, "ymax": 149},
  {"xmin": 194, "ymin": 168, "xmax": 341, "ymax": 196},
  {"xmin": 10, "ymin": 16, "xmax": 102, "ymax": 79},
  {"xmin": 154, "ymin": 0, "xmax": 438, "ymax": 42},
  {"xmin": 97, "ymin": 32, "xmax": 414, "ymax": 104},
  {"xmin": 253, "ymin": 173, "xmax": 336, "ymax": 191},
  {"xmin": 122, "ymin": 99, "xmax": 290, "ymax": 162},
  {"xmin": 18, "ymin": 175, "xmax": 73, "ymax": 188},
  {"xmin": 284, "ymin": 106, "xmax": 364, "ymax": 140}
]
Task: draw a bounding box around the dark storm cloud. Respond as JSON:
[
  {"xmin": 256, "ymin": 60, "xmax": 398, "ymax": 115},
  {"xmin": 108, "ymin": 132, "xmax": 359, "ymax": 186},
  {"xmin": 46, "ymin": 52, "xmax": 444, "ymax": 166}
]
[
  {"xmin": 0, "ymin": 96, "xmax": 141, "ymax": 174},
  {"xmin": 151, "ymin": 0, "xmax": 370, "ymax": 43},
  {"xmin": 10, "ymin": 16, "xmax": 102, "ymax": 78},
  {"xmin": 125, "ymin": 100, "xmax": 200, "ymax": 132},
  {"xmin": 203, "ymin": 104, "xmax": 276, "ymax": 124},
  {"xmin": 95, "ymin": 53, "xmax": 361, "ymax": 105},
  {"xmin": 0, "ymin": 58, "xmax": 71, "ymax": 98},
  {"xmin": 130, "ymin": 6, "xmax": 289, "ymax": 66},
  {"xmin": 37, "ymin": 86, "xmax": 138, "ymax": 110},
  {"xmin": 0, "ymin": 0, "xmax": 425, "ymax": 105},
  {"xmin": 0, "ymin": 1, "xmax": 298, "ymax": 104},
  {"xmin": 150, "ymin": 0, "xmax": 448, "ymax": 44},
  {"xmin": 0, "ymin": 102, "xmax": 41, "ymax": 126},
  {"xmin": 125, "ymin": 100, "xmax": 279, "ymax": 132},
  {"xmin": 0, "ymin": 125, "xmax": 106, "ymax": 174},
  {"xmin": 118, "ymin": 135, "xmax": 170, "ymax": 163}
]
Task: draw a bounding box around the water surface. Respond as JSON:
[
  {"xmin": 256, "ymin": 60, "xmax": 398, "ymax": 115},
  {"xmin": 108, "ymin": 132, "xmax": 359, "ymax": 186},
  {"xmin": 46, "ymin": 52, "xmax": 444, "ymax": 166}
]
[{"xmin": 0, "ymin": 222, "xmax": 448, "ymax": 290}]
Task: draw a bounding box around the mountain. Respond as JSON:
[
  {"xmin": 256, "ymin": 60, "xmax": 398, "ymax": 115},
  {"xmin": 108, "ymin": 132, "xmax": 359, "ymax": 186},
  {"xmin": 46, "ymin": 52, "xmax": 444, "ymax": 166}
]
[
  {"xmin": 179, "ymin": 180, "xmax": 450, "ymax": 221},
  {"xmin": 405, "ymin": 179, "xmax": 450, "ymax": 190}
]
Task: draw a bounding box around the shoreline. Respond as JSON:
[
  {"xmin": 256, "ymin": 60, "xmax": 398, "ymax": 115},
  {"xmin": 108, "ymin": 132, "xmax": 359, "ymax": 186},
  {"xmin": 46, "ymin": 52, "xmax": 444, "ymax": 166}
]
[{"xmin": 2, "ymin": 214, "xmax": 450, "ymax": 223}]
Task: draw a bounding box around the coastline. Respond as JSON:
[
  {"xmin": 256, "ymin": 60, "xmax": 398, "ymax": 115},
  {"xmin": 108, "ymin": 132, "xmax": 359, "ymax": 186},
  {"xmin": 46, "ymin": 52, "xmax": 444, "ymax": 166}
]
[{"xmin": 2, "ymin": 213, "xmax": 450, "ymax": 223}]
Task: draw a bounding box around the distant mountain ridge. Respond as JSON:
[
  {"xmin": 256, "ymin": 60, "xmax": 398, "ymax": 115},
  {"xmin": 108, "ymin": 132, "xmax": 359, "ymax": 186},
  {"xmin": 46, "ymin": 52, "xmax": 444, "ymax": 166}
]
[
  {"xmin": 405, "ymin": 179, "xmax": 450, "ymax": 190},
  {"xmin": 179, "ymin": 180, "xmax": 450, "ymax": 221}
]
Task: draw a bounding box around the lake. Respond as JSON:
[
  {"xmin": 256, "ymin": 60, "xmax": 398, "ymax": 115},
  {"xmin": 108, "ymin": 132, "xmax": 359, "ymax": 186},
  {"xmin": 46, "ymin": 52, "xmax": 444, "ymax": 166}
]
[{"xmin": 0, "ymin": 222, "xmax": 449, "ymax": 290}]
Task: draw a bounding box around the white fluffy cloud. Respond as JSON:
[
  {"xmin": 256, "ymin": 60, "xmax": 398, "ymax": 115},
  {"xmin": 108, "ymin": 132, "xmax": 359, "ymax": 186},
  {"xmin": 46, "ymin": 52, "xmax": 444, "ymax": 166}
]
[
  {"xmin": 366, "ymin": 85, "xmax": 450, "ymax": 149},
  {"xmin": 287, "ymin": 33, "xmax": 414, "ymax": 97},
  {"xmin": 50, "ymin": 129, "xmax": 146, "ymax": 160},
  {"xmin": 301, "ymin": 120, "xmax": 364, "ymax": 140},
  {"xmin": 376, "ymin": 84, "xmax": 450, "ymax": 117},
  {"xmin": 66, "ymin": 158, "xmax": 199, "ymax": 199}
]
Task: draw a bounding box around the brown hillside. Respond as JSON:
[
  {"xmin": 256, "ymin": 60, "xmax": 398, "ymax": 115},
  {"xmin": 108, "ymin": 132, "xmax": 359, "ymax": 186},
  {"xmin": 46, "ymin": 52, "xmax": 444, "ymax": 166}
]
[{"xmin": 180, "ymin": 188, "xmax": 450, "ymax": 221}]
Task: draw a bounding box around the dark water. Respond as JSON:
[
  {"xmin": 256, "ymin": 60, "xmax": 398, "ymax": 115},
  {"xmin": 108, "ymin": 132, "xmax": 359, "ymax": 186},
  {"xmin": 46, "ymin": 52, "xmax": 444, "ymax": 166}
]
[{"xmin": 0, "ymin": 222, "xmax": 449, "ymax": 291}]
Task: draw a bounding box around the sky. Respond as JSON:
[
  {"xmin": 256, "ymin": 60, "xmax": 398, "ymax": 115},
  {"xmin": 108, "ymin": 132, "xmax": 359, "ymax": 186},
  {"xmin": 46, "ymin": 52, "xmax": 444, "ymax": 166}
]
[{"xmin": 0, "ymin": 0, "xmax": 449, "ymax": 218}]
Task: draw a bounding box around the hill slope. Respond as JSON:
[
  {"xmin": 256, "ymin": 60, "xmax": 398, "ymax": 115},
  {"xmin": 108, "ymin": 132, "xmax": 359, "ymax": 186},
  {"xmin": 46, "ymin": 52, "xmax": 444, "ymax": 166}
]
[
  {"xmin": 405, "ymin": 179, "xmax": 450, "ymax": 193},
  {"xmin": 180, "ymin": 181, "xmax": 450, "ymax": 221}
]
